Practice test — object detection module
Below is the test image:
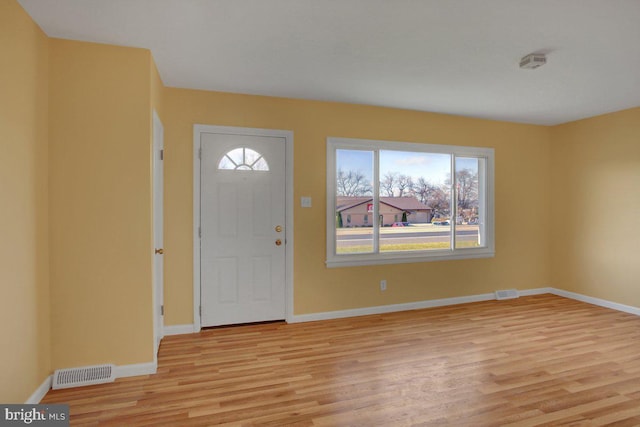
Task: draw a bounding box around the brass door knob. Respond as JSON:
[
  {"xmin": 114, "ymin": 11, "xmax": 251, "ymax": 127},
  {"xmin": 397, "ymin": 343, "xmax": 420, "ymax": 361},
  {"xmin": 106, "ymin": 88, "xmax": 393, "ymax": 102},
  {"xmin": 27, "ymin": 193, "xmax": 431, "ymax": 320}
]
[
  {"xmin": 275, "ymin": 225, "xmax": 282, "ymax": 232},
  {"xmin": 275, "ymin": 239, "xmax": 282, "ymax": 246},
  {"xmin": 155, "ymin": 248, "xmax": 164, "ymax": 255}
]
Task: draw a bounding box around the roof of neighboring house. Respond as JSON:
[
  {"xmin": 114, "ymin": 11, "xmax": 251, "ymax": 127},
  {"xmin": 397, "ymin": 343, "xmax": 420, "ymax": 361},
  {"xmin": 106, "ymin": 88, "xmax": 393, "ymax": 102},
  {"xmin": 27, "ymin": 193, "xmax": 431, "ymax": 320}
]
[
  {"xmin": 336, "ymin": 197, "xmax": 370, "ymax": 211},
  {"xmin": 382, "ymin": 197, "xmax": 431, "ymax": 211},
  {"xmin": 336, "ymin": 196, "xmax": 431, "ymax": 212}
]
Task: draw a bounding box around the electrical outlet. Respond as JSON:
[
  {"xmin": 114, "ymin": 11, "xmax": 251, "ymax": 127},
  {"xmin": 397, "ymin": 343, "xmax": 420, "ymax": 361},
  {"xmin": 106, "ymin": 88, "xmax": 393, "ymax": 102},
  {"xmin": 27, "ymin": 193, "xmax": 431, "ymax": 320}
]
[{"xmin": 380, "ymin": 280, "xmax": 387, "ymax": 291}]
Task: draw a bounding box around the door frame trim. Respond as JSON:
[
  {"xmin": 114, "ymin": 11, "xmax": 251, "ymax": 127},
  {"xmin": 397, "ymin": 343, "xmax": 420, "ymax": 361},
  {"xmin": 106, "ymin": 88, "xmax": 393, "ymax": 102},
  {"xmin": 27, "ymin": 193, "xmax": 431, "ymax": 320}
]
[
  {"xmin": 192, "ymin": 124, "xmax": 294, "ymax": 331},
  {"xmin": 152, "ymin": 109, "xmax": 164, "ymax": 358}
]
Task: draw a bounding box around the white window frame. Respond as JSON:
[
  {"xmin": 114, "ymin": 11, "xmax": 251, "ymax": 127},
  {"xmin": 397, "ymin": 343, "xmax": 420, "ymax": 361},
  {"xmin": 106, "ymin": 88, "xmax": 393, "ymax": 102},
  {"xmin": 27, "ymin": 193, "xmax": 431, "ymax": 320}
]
[{"xmin": 326, "ymin": 137, "xmax": 495, "ymax": 268}]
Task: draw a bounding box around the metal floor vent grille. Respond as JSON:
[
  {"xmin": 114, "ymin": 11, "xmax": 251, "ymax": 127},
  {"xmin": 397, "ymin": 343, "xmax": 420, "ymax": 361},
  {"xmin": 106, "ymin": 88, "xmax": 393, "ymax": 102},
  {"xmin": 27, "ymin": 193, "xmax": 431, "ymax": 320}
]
[
  {"xmin": 495, "ymin": 289, "xmax": 519, "ymax": 300},
  {"xmin": 53, "ymin": 364, "xmax": 116, "ymax": 389}
]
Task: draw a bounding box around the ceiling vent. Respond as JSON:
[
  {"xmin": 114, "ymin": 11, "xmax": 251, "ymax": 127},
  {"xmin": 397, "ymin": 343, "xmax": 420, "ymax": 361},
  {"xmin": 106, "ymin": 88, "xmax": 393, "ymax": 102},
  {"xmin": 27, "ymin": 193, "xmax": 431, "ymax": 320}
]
[{"xmin": 519, "ymin": 53, "xmax": 546, "ymax": 69}]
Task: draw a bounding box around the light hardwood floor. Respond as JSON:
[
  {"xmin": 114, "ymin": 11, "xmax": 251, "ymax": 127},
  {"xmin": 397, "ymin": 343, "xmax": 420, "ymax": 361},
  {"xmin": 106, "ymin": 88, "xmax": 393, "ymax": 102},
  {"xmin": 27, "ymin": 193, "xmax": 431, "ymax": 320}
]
[{"xmin": 42, "ymin": 294, "xmax": 640, "ymax": 426}]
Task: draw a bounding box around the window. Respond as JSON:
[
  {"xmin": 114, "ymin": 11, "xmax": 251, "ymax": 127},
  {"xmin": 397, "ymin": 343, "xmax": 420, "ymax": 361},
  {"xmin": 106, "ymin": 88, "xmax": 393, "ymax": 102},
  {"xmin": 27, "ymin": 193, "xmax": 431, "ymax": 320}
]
[
  {"xmin": 218, "ymin": 147, "xmax": 269, "ymax": 171},
  {"xmin": 327, "ymin": 137, "xmax": 494, "ymax": 267}
]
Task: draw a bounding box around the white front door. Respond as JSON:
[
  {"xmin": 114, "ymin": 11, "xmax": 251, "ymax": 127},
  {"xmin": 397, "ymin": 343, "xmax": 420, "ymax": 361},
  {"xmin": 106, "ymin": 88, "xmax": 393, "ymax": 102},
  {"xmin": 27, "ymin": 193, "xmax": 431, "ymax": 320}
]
[{"xmin": 200, "ymin": 132, "xmax": 286, "ymax": 326}]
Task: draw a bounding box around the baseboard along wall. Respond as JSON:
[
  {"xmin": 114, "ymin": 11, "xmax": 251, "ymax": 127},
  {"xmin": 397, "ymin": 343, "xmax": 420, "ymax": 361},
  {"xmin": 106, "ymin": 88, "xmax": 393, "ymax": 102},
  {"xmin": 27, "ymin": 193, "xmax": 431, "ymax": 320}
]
[
  {"xmin": 163, "ymin": 324, "xmax": 196, "ymax": 336},
  {"xmin": 26, "ymin": 375, "xmax": 52, "ymax": 404},
  {"xmin": 27, "ymin": 361, "xmax": 157, "ymax": 404},
  {"xmin": 28, "ymin": 287, "xmax": 639, "ymax": 403}
]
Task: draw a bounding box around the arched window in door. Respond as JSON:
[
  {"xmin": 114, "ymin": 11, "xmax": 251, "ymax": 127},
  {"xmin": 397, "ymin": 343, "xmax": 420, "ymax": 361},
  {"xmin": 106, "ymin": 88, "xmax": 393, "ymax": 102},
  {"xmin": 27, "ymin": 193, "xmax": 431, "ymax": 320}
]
[{"xmin": 218, "ymin": 147, "xmax": 269, "ymax": 171}]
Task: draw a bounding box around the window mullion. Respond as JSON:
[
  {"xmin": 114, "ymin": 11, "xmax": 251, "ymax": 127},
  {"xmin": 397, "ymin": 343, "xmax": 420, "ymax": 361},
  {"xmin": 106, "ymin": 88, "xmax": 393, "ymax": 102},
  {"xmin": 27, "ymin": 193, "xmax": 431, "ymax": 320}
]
[
  {"xmin": 450, "ymin": 155, "xmax": 456, "ymax": 251},
  {"xmin": 478, "ymin": 157, "xmax": 487, "ymax": 247},
  {"xmin": 373, "ymin": 149, "xmax": 380, "ymax": 254},
  {"xmin": 329, "ymin": 144, "xmax": 338, "ymax": 258}
]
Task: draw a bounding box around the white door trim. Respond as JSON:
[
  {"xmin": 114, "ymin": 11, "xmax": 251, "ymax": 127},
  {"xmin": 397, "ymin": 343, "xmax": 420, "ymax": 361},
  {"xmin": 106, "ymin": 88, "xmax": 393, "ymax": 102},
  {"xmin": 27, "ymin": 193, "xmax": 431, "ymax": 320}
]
[
  {"xmin": 152, "ymin": 110, "xmax": 164, "ymax": 357},
  {"xmin": 193, "ymin": 125, "xmax": 294, "ymax": 331}
]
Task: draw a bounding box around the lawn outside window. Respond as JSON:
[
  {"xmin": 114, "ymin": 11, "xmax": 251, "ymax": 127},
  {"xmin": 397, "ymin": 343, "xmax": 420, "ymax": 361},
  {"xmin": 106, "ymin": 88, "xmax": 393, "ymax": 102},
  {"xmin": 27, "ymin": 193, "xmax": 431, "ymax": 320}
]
[{"xmin": 326, "ymin": 137, "xmax": 495, "ymax": 268}]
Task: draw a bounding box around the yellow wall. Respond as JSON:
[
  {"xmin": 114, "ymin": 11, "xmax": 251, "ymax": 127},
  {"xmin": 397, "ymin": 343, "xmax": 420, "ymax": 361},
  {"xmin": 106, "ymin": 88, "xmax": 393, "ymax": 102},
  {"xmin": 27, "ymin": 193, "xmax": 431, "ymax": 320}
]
[
  {"xmin": 6, "ymin": 0, "xmax": 640, "ymax": 402},
  {"xmin": 0, "ymin": 0, "xmax": 51, "ymax": 403},
  {"xmin": 164, "ymin": 88, "xmax": 552, "ymax": 324},
  {"xmin": 550, "ymin": 108, "xmax": 640, "ymax": 306},
  {"xmin": 48, "ymin": 39, "xmax": 155, "ymax": 369}
]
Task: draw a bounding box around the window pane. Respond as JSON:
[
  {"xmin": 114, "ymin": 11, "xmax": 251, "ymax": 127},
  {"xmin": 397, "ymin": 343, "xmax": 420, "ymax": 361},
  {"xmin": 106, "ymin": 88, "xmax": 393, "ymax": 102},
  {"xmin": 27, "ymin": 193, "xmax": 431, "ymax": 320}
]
[
  {"xmin": 253, "ymin": 157, "xmax": 269, "ymax": 171},
  {"xmin": 335, "ymin": 149, "xmax": 374, "ymax": 254},
  {"xmin": 218, "ymin": 147, "xmax": 270, "ymax": 171},
  {"xmin": 455, "ymin": 157, "xmax": 483, "ymax": 249},
  {"xmin": 218, "ymin": 156, "xmax": 235, "ymax": 170},
  {"xmin": 244, "ymin": 148, "xmax": 261, "ymax": 165},
  {"xmin": 226, "ymin": 148, "xmax": 244, "ymax": 165},
  {"xmin": 379, "ymin": 150, "xmax": 451, "ymax": 252}
]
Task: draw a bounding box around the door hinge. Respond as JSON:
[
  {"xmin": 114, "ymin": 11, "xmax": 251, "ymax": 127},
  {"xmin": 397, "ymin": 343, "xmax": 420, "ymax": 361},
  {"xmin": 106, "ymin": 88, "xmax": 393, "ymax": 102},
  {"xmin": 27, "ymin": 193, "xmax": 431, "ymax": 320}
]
[
  {"xmin": 199, "ymin": 306, "xmax": 202, "ymax": 316},
  {"xmin": 160, "ymin": 149, "xmax": 164, "ymax": 160},
  {"xmin": 198, "ymin": 148, "xmax": 202, "ymax": 159},
  {"xmin": 198, "ymin": 227, "xmax": 201, "ymax": 238},
  {"xmin": 160, "ymin": 305, "xmax": 164, "ymax": 316}
]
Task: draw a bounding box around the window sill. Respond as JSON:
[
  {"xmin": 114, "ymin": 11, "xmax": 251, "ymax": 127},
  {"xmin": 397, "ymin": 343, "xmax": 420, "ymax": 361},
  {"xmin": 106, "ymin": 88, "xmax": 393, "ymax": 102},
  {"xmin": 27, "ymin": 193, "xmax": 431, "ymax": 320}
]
[{"xmin": 325, "ymin": 249, "xmax": 495, "ymax": 268}]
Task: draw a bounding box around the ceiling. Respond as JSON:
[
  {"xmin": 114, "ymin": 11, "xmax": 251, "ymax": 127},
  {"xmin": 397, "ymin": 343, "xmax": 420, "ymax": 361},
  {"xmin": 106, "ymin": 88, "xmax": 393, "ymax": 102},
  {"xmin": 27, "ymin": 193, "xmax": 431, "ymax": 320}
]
[{"xmin": 18, "ymin": 0, "xmax": 640, "ymax": 125}]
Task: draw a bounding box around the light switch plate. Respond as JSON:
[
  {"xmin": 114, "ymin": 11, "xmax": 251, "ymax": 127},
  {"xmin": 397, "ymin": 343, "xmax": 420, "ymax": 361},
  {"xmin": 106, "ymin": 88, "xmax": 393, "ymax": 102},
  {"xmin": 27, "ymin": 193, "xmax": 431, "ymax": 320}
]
[{"xmin": 301, "ymin": 197, "xmax": 312, "ymax": 208}]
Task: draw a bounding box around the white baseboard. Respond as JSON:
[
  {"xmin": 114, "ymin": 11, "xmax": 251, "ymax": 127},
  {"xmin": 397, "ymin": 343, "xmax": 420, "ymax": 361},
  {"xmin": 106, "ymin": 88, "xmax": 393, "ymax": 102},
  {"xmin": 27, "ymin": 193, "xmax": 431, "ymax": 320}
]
[
  {"xmin": 113, "ymin": 361, "xmax": 157, "ymax": 379},
  {"xmin": 520, "ymin": 287, "xmax": 553, "ymax": 296},
  {"xmin": 27, "ymin": 361, "xmax": 158, "ymax": 403},
  {"xmin": 290, "ymin": 292, "xmax": 497, "ymax": 323},
  {"xmin": 25, "ymin": 287, "xmax": 639, "ymax": 403},
  {"xmin": 25, "ymin": 375, "xmax": 52, "ymax": 404},
  {"xmin": 550, "ymin": 288, "xmax": 640, "ymax": 316},
  {"xmin": 289, "ymin": 286, "xmax": 638, "ymax": 324},
  {"xmin": 163, "ymin": 324, "xmax": 196, "ymax": 336}
]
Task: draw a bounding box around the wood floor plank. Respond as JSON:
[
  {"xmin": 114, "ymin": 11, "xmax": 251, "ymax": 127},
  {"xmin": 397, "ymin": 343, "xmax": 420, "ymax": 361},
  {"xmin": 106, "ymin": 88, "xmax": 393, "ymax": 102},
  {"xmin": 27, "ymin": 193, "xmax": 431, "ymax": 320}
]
[{"xmin": 41, "ymin": 294, "xmax": 640, "ymax": 425}]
